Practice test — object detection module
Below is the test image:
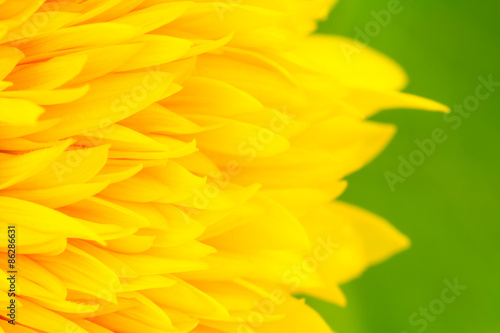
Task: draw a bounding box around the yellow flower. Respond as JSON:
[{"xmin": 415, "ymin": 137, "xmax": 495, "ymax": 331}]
[{"xmin": 0, "ymin": 1, "xmax": 447, "ymax": 332}]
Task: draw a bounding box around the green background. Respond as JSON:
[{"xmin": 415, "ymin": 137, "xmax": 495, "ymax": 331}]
[{"xmin": 313, "ymin": 0, "xmax": 500, "ymax": 332}]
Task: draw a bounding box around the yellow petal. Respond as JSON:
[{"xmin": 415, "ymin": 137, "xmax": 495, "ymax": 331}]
[
  {"xmin": 344, "ymin": 87, "xmax": 450, "ymax": 117},
  {"xmin": 296, "ymin": 34, "xmax": 408, "ymax": 90},
  {"xmin": 1, "ymin": 182, "xmax": 109, "ymax": 208},
  {"xmin": 0, "ymin": 140, "xmax": 72, "ymax": 189},
  {"xmin": 0, "ymin": 97, "xmax": 44, "ymax": 125},
  {"xmin": 14, "ymin": 298, "xmax": 87, "ymax": 333},
  {"xmin": 6, "ymin": 53, "xmax": 87, "ymax": 90},
  {"xmin": 331, "ymin": 201, "xmax": 410, "ymax": 265},
  {"xmin": 0, "ymin": 196, "xmax": 102, "ymax": 243}
]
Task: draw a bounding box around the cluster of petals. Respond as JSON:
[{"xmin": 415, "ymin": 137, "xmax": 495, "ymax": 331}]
[{"xmin": 0, "ymin": 1, "xmax": 447, "ymax": 332}]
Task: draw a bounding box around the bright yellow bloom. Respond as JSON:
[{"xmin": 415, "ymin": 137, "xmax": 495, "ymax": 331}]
[{"xmin": 0, "ymin": 1, "xmax": 447, "ymax": 332}]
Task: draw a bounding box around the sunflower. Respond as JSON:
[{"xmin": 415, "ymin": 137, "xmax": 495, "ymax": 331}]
[{"xmin": 0, "ymin": 1, "xmax": 448, "ymax": 332}]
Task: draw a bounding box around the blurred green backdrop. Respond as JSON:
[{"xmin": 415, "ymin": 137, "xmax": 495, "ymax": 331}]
[{"xmin": 312, "ymin": 0, "xmax": 500, "ymax": 332}]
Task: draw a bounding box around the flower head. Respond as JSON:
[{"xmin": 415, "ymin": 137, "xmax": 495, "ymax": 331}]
[{"xmin": 0, "ymin": 1, "xmax": 447, "ymax": 332}]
